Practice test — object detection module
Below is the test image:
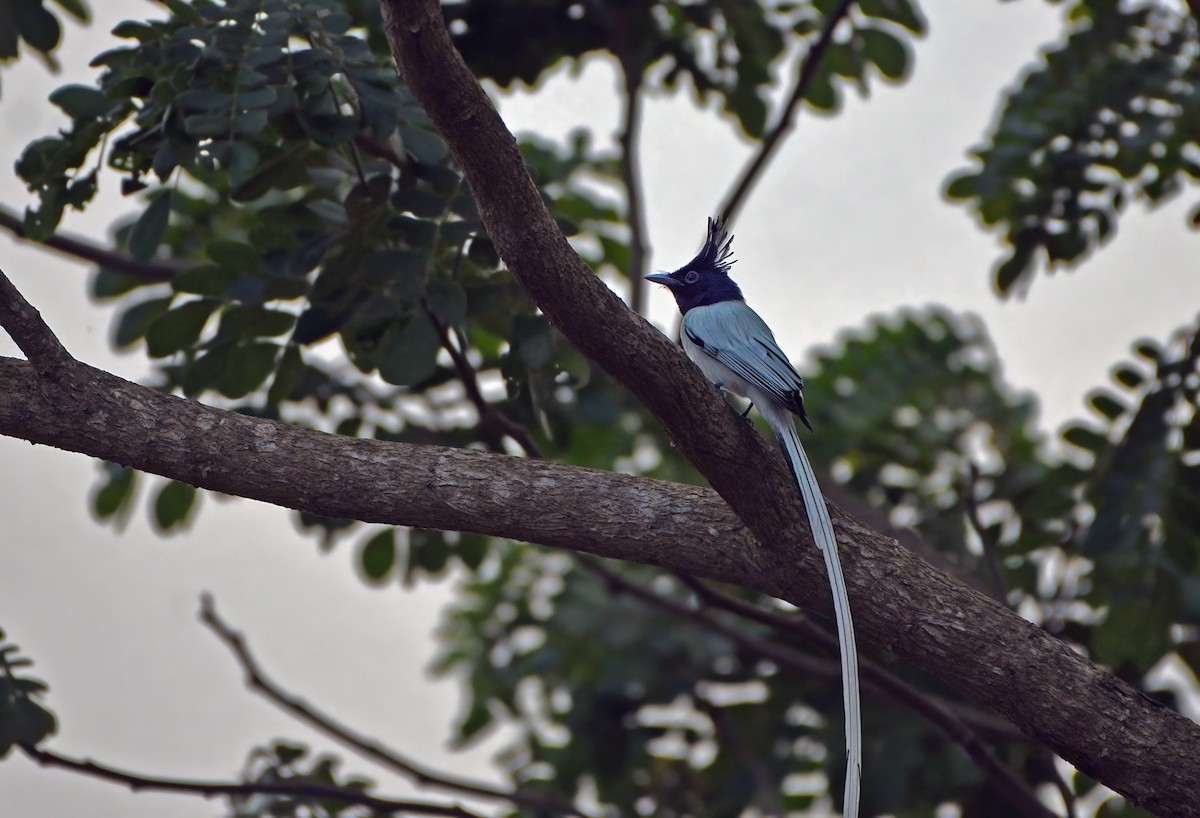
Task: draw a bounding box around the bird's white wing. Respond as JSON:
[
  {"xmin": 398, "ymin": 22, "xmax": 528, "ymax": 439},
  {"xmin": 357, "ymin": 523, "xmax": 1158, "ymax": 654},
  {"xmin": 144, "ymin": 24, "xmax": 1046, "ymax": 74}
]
[{"xmin": 682, "ymin": 302, "xmax": 808, "ymax": 418}]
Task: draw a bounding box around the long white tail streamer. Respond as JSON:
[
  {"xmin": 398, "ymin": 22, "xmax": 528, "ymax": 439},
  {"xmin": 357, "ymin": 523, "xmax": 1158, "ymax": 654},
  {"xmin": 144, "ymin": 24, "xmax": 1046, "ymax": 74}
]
[{"xmin": 769, "ymin": 410, "xmax": 861, "ymax": 818}]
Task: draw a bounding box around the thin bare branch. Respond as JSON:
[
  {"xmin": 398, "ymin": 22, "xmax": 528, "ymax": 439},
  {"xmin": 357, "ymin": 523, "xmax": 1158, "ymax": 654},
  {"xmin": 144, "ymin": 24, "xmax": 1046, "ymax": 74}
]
[
  {"xmin": 1, "ymin": 235, "xmax": 1197, "ymax": 814},
  {"xmin": 198, "ymin": 595, "xmax": 582, "ymax": 817},
  {"xmin": 617, "ymin": 59, "xmax": 650, "ymax": 314},
  {"xmin": 698, "ymin": 699, "xmax": 784, "ymax": 818},
  {"xmin": 0, "ymin": 268, "xmax": 74, "ymax": 376},
  {"xmin": 20, "ymin": 745, "xmax": 485, "ymax": 818},
  {"xmin": 584, "ymin": 562, "xmax": 1057, "ymax": 818},
  {"xmin": 0, "ymin": 203, "xmax": 182, "ymax": 282},
  {"xmin": 355, "ymin": 133, "xmax": 407, "ymax": 168},
  {"xmin": 964, "ymin": 463, "xmax": 1011, "ymax": 605},
  {"xmin": 717, "ymin": 0, "xmax": 856, "ymax": 226},
  {"xmin": 673, "ymin": 573, "xmax": 1024, "ymax": 741},
  {"xmin": 424, "ymin": 306, "xmax": 545, "ymax": 458}
]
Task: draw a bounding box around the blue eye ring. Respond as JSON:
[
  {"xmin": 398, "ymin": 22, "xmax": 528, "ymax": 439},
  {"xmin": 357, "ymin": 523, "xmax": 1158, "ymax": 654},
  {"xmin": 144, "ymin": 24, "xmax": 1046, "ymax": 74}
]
[{"xmin": 684, "ymin": 270, "xmax": 700, "ymax": 284}]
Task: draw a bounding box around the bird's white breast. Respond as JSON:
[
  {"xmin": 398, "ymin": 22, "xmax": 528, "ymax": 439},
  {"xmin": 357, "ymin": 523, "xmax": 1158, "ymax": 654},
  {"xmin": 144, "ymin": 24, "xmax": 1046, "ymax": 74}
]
[{"xmin": 680, "ymin": 304, "xmax": 758, "ymax": 400}]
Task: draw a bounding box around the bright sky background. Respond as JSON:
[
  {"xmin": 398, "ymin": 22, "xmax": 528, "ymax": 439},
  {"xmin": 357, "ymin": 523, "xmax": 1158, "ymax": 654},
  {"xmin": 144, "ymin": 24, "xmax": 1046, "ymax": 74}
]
[{"xmin": 2, "ymin": 2, "xmax": 1198, "ymax": 817}]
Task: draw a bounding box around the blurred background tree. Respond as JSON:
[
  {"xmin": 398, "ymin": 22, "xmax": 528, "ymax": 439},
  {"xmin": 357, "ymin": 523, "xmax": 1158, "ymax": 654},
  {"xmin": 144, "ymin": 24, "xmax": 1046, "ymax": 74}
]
[{"xmin": 1, "ymin": 0, "xmax": 1198, "ymax": 817}]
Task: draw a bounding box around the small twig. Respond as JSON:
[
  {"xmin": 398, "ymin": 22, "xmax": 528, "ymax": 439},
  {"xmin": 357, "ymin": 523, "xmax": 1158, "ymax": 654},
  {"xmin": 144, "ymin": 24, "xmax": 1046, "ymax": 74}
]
[
  {"xmin": 355, "ymin": 133, "xmax": 407, "ymax": 168},
  {"xmin": 424, "ymin": 306, "xmax": 545, "ymax": 458},
  {"xmin": 1051, "ymin": 760, "xmax": 1077, "ymax": 818},
  {"xmin": 582, "ymin": 561, "xmax": 1057, "ymax": 818},
  {"xmin": 0, "ymin": 203, "xmax": 183, "ymax": 282},
  {"xmin": 617, "ymin": 58, "xmax": 650, "ymax": 315},
  {"xmin": 964, "ymin": 463, "xmax": 1009, "ymax": 606},
  {"xmin": 20, "ymin": 745, "xmax": 484, "ymax": 818},
  {"xmin": 198, "ymin": 595, "xmax": 581, "ymax": 817},
  {"xmin": 0, "ymin": 268, "xmax": 75, "ymax": 376},
  {"xmin": 675, "ymin": 574, "xmax": 1025, "ymax": 740},
  {"xmin": 717, "ymin": 0, "xmax": 856, "ymax": 226}
]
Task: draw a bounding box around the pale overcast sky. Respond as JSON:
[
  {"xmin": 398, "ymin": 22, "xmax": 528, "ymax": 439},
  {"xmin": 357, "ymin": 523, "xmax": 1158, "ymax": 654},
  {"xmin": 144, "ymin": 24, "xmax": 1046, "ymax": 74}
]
[{"xmin": 2, "ymin": 2, "xmax": 1198, "ymax": 818}]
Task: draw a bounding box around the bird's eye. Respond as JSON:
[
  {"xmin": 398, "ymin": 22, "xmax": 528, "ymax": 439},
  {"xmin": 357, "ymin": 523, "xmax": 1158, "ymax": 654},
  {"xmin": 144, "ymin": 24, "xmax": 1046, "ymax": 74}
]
[{"xmin": 684, "ymin": 270, "xmax": 700, "ymax": 284}]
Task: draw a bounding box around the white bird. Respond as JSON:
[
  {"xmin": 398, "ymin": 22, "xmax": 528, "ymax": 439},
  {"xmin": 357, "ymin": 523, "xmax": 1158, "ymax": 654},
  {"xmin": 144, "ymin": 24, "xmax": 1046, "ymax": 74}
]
[{"xmin": 647, "ymin": 217, "xmax": 861, "ymax": 818}]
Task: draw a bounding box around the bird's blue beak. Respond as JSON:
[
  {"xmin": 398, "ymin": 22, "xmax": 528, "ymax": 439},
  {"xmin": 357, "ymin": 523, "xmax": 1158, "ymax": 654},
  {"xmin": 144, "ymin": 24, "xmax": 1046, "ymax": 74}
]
[{"xmin": 645, "ymin": 272, "xmax": 680, "ymax": 288}]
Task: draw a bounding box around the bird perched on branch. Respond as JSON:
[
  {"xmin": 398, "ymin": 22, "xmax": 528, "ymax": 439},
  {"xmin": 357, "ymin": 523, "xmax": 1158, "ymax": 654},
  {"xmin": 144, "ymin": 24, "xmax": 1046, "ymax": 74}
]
[{"xmin": 647, "ymin": 217, "xmax": 861, "ymax": 818}]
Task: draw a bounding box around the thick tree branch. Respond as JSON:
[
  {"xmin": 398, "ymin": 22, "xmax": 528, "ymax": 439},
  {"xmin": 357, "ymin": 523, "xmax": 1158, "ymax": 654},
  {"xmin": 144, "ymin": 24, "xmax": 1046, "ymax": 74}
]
[
  {"xmin": 0, "ymin": 268, "xmax": 73, "ymax": 376},
  {"xmin": 717, "ymin": 0, "xmax": 856, "ymax": 226},
  {"xmin": 0, "ymin": 331, "xmax": 1196, "ymax": 814},
  {"xmin": 199, "ymin": 595, "xmax": 580, "ymax": 817},
  {"xmin": 19, "ymin": 745, "xmax": 484, "ymax": 818},
  {"xmin": 376, "ymin": 3, "xmax": 1200, "ymax": 814},
  {"xmin": 0, "ymin": 203, "xmax": 182, "ymax": 282}
]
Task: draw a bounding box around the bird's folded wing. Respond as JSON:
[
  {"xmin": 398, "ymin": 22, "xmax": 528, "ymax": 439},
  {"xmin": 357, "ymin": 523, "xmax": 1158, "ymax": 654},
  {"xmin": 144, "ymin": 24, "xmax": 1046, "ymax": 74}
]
[{"xmin": 683, "ymin": 305, "xmax": 805, "ymax": 411}]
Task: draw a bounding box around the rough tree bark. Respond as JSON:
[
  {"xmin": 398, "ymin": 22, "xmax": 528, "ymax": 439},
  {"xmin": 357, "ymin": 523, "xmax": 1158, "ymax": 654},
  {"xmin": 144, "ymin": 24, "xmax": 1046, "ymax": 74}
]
[
  {"xmin": 375, "ymin": 0, "xmax": 1200, "ymax": 814},
  {"xmin": 0, "ymin": 2, "xmax": 1196, "ymax": 814}
]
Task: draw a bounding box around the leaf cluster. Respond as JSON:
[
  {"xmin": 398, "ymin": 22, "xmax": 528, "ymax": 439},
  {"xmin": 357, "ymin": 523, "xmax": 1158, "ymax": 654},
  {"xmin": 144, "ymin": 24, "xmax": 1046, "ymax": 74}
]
[
  {"xmin": 0, "ymin": 628, "xmax": 56, "ymax": 758},
  {"xmin": 447, "ymin": 0, "xmax": 924, "ymax": 137},
  {"xmin": 947, "ymin": 1, "xmax": 1200, "ymax": 295},
  {"xmin": 0, "ymin": 0, "xmax": 88, "ymax": 78},
  {"xmin": 9, "ymin": 1, "xmax": 1199, "ymax": 816}
]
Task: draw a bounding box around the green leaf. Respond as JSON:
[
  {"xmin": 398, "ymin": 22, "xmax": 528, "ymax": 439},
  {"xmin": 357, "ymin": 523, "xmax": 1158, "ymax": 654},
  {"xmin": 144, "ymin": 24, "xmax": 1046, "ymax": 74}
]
[
  {"xmin": 944, "ymin": 173, "xmax": 977, "ymax": 201},
  {"xmin": 113, "ymin": 296, "xmax": 172, "ymax": 348},
  {"xmin": 378, "ymin": 313, "xmax": 440, "ymax": 386},
  {"xmin": 182, "ymin": 341, "xmax": 235, "ymax": 397},
  {"xmin": 1088, "ymin": 392, "xmax": 1126, "ymax": 421},
  {"xmin": 145, "ymin": 299, "xmax": 217, "ymax": 357},
  {"xmin": 234, "ymin": 86, "xmax": 278, "ymax": 109},
  {"xmin": 267, "ymin": 345, "xmax": 305, "ymax": 405},
  {"xmin": 49, "ymin": 85, "xmax": 114, "ymax": 119},
  {"xmin": 15, "ymin": 1, "xmax": 62, "ymax": 52},
  {"xmin": 360, "ymin": 249, "xmax": 426, "ymax": 301},
  {"xmin": 728, "ymin": 83, "xmax": 768, "ymax": 139},
  {"xmin": 92, "ymin": 267, "xmax": 149, "ymax": 299},
  {"xmin": 206, "ymin": 241, "xmax": 260, "ymax": 274},
  {"xmin": 231, "ymin": 109, "xmax": 268, "ymax": 135},
  {"xmin": 128, "ymin": 191, "xmax": 172, "ymax": 261},
  {"xmin": 513, "ymin": 315, "xmax": 553, "ymax": 369},
  {"xmin": 466, "ymin": 236, "xmax": 498, "ymax": 269},
  {"xmin": 398, "ymin": 125, "xmax": 448, "ymax": 164},
  {"xmin": 93, "ymin": 465, "xmax": 135, "ymax": 520},
  {"xmin": 176, "ymin": 89, "xmax": 232, "ymax": 113},
  {"xmin": 216, "ymin": 342, "xmax": 281, "ymax": 398},
  {"xmin": 110, "ymin": 20, "xmax": 155, "ymax": 41},
  {"xmin": 1113, "ymin": 366, "xmax": 1144, "ymax": 389},
  {"xmin": 457, "ymin": 534, "xmax": 488, "ymax": 570},
  {"xmin": 858, "ymin": 0, "xmax": 926, "ymax": 34},
  {"xmin": 994, "ymin": 248, "xmax": 1031, "ymax": 295},
  {"xmin": 183, "ymin": 113, "xmax": 229, "ymax": 138},
  {"xmin": 153, "ymin": 480, "xmax": 197, "ymax": 531},
  {"xmin": 171, "ymin": 264, "xmax": 238, "ymax": 296},
  {"xmin": 410, "ymin": 529, "xmax": 449, "ymax": 576},
  {"xmin": 0, "ymin": 9, "xmax": 18, "ymax": 59},
  {"xmin": 860, "ymin": 27, "xmax": 909, "ymax": 81},
  {"xmin": 217, "ymin": 305, "xmax": 295, "ymax": 340},
  {"xmin": 359, "ymin": 529, "xmax": 396, "ymax": 582},
  {"xmin": 427, "ymin": 280, "xmax": 467, "ymax": 326},
  {"xmin": 49, "ymin": 0, "xmax": 90, "ymax": 23},
  {"xmin": 1062, "ymin": 424, "xmax": 1109, "ymax": 455},
  {"xmin": 391, "ymin": 187, "xmax": 446, "ymax": 218}
]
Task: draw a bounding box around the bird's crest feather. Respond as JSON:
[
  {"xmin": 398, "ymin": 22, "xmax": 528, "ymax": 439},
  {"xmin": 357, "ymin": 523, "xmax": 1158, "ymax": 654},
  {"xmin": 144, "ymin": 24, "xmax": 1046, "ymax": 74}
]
[{"xmin": 689, "ymin": 216, "xmax": 735, "ymax": 274}]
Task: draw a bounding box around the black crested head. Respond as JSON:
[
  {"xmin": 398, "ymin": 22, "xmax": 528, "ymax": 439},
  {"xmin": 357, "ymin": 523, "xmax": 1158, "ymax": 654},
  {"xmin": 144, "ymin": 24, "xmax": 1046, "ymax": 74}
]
[{"xmin": 645, "ymin": 217, "xmax": 744, "ymax": 314}]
